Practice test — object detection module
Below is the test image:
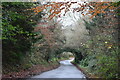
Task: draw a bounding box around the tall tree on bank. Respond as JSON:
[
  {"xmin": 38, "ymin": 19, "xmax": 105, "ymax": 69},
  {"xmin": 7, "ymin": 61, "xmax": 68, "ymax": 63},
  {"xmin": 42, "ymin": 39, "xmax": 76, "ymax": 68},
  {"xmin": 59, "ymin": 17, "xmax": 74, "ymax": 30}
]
[{"xmin": 2, "ymin": 2, "xmax": 43, "ymax": 67}]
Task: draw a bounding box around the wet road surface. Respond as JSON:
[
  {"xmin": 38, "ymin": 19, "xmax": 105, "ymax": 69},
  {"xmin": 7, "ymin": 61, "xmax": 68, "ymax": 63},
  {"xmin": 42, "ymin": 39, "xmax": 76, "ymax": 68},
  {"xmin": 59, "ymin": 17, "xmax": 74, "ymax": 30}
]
[{"xmin": 31, "ymin": 58, "xmax": 86, "ymax": 79}]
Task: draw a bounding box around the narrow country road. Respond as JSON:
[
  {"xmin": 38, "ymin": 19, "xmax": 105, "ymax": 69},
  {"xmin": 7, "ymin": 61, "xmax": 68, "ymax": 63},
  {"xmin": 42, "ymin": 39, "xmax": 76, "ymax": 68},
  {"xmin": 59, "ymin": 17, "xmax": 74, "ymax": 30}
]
[{"xmin": 31, "ymin": 58, "xmax": 86, "ymax": 79}]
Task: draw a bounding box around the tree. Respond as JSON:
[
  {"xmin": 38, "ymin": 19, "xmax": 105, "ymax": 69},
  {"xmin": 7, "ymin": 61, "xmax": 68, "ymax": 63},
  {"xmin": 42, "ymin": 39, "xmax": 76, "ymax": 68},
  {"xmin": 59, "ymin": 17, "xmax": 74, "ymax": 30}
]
[
  {"xmin": 80, "ymin": 2, "xmax": 119, "ymax": 78},
  {"xmin": 31, "ymin": 2, "xmax": 119, "ymax": 20},
  {"xmin": 2, "ymin": 2, "xmax": 43, "ymax": 67}
]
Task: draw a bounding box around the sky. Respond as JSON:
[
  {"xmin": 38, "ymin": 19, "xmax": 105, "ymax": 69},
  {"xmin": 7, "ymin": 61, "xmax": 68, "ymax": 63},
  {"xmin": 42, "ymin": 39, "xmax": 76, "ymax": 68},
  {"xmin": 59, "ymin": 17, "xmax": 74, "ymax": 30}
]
[
  {"xmin": 41, "ymin": 1, "xmax": 85, "ymax": 28},
  {"xmin": 40, "ymin": 0, "xmax": 118, "ymax": 28},
  {"xmin": 57, "ymin": 2, "xmax": 86, "ymax": 28}
]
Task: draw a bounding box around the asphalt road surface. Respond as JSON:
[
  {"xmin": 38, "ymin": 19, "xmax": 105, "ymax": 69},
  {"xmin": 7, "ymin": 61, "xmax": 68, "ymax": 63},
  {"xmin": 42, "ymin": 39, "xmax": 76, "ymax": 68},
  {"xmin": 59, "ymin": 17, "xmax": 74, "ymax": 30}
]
[{"xmin": 31, "ymin": 58, "xmax": 86, "ymax": 79}]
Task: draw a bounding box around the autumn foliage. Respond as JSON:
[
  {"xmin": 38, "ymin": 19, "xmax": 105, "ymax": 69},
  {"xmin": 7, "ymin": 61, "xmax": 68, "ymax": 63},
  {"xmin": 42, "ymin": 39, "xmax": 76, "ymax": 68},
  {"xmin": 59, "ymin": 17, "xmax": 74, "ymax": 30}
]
[
  {"xmin": 31, "ymin": 2, "xmax": 118, "ymax": 19},
  {"xmin": 2, "ymin": 1, "xmax": 120, "ymax": 79}
]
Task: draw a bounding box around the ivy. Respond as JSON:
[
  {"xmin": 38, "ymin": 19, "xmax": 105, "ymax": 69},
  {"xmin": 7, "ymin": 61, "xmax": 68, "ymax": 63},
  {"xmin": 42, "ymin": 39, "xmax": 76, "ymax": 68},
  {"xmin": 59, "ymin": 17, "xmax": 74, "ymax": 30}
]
[{"xmin": 2, "ymin": 2, "xmax": 43, "ymax": 66}]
